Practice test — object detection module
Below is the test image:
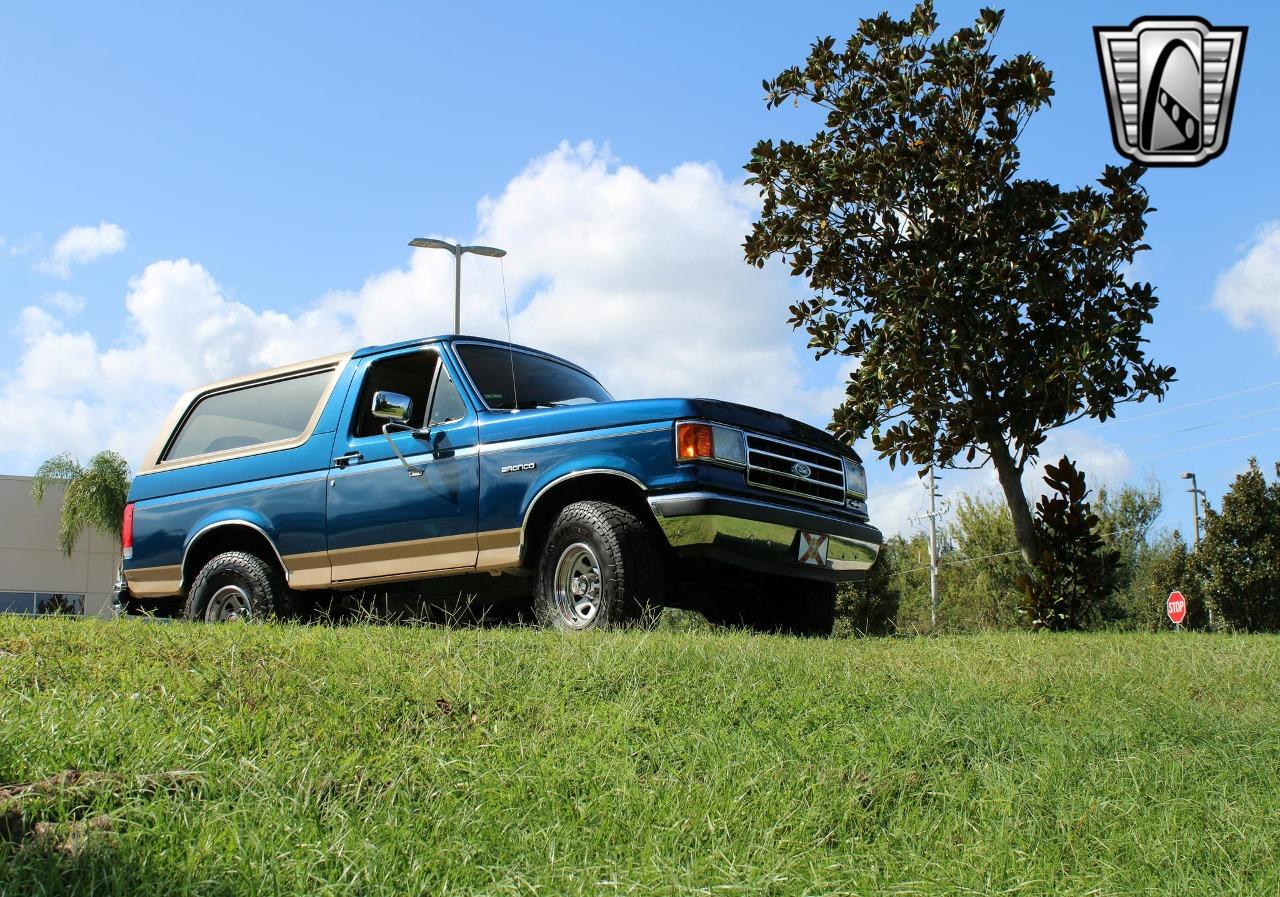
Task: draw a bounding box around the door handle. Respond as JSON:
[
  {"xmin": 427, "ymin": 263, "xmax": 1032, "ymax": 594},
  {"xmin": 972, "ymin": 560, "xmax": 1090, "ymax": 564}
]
[{"xmin": 332, "ymin": 451, "xmax": 363, "ymax": 468}]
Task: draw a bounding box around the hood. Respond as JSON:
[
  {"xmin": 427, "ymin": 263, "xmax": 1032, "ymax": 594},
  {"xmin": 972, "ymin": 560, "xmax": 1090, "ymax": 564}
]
[{"xmin": 477, "ymin": 397, "xmax": 860, "ymax": 462}]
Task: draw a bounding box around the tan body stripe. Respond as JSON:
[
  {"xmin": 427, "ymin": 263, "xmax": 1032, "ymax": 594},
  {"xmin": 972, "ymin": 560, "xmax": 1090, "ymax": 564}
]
[
  {"xmin": 125, "ymin": 528, "xmax": 526, "ymax": 598},
  {"xmin": 125, "ymin": 565, "xmax": 182, "ymax": 598}
]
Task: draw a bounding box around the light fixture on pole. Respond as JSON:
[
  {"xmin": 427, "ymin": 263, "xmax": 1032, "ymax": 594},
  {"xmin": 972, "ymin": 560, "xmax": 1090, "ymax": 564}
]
[
  {"xmin": 1181, "ymin": 471, "xmax": 1205, "ymax": 547},
  {"xmin": 408, "ymin": 238, "xmax": 507, "ymax": 335},
  {"xmin": 1182, "ymin": 470, "xmax": 1211, "ymax": 630}
]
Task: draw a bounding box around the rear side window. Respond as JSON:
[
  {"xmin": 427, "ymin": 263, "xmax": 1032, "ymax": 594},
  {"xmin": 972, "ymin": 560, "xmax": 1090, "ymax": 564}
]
[{"xmin": 164, "ymin": 369, "xmax": 333, "ymax": 462}]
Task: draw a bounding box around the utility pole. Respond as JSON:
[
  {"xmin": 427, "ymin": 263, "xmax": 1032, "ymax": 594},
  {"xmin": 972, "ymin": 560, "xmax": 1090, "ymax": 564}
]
[
  {"xmin": 909, "ymin": 468, "xmax": 949, "ymax": 628},
  {"xmin": 1181, "ymin": 471, "xmax": 1209, "ymax": 629},
  {"xmin": 927, "ymin": 467, "xmax": 939, "ymax": 627}
]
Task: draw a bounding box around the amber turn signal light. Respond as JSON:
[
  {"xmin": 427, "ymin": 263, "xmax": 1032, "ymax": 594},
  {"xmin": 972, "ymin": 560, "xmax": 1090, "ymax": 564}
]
[{"xmin": 675, "ymin": 422, "xmax": 715, "ymax": 460}]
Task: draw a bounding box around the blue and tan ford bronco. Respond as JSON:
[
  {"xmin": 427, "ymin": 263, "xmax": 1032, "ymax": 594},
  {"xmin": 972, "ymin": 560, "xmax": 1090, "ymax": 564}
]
[{"xmin": 116, "ymin": 335, "xmax": 881, "ymax": 634}]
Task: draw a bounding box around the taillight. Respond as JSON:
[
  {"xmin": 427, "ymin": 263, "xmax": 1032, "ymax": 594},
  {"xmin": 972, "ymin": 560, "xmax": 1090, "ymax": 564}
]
[
  {"xmin": 676, "ymin": 422, "xmax": 715, "ymax": 460},
  {"xmin": 121, "ymin": 502, "xmax": 134, "ymax": 560}
]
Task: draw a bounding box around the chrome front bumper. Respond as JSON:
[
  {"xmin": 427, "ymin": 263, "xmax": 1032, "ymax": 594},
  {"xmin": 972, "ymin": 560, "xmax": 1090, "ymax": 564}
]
[{"xmin": 648, "ymin": 491, "xmax": 881, "ymax": 582}]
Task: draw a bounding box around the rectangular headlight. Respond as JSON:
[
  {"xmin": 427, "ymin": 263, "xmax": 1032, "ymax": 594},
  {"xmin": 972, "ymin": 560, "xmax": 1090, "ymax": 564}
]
[
  {"xmin": 675, "ymin": 421, "xmax": 746, "ymax": 466},
  {"xmin": 842, "ymin": 457, "xmax": 867, "ymax": 498}
]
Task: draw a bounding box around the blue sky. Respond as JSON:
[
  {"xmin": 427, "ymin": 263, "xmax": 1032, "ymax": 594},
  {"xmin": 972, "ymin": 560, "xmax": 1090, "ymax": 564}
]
[{"xmin": 1, "ymin": 1, "xmax": 1276, "ymax": 538}]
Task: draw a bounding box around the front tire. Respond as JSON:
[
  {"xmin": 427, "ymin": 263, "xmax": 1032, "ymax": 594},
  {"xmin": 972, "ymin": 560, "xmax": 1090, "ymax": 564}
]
[
  {"xmin": 534, "ymin": 501, "xmax": 663, "ymax": 631},
  {"xmin": 185, "ymin": 551, "xmax": 288, "ymax": 622}
]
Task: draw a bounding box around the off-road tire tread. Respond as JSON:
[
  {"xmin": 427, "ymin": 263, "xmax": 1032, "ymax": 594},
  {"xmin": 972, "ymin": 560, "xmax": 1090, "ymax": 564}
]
[
  {"xmin": 534, "ymin": 500, "xmax": 664, "ymax": 630},
  {"xmin": 184, "ymin": 550, "xmax": 290, "ymax": 622}
]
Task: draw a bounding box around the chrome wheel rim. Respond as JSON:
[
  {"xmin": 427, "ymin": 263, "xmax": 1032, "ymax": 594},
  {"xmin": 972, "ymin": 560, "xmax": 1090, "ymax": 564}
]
[
  {"xmin": 205, "ymin": 584, "xmax": 252, "ymax": 623},
  {"xmin": 553, "ymin": 542, "xmax": 602, "ymax": 628}
]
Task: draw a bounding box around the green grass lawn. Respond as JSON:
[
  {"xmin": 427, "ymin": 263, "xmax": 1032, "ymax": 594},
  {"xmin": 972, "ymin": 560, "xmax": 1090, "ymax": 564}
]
[{"xmin": 1, "ymin": 619, "xmax": 1277, "ymax": 896}]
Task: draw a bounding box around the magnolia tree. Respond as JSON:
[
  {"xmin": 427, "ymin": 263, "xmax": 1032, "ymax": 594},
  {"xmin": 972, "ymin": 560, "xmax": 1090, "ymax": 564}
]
[{"xmin": 744, "ymin": 2, "xmax": 1174, "ymax": 564}]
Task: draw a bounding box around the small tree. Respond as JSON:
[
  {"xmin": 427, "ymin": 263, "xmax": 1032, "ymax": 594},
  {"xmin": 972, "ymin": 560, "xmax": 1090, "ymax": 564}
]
[
  {"xmin": 1016, "ymin": 457, "xmax": 1119, "ymax": 631},
  {"xmin": 1191, "ymin": 460, "xmax": 1280, "ymax": 632},
  {"xmin": 744, "ymin": 2, "xmax": 1174, "ymax": 567},
  {"xmin": 945, "ymin": 493, "xmax": 1025, "ymax": 629},
  {"xmin": 31, "ymin": 451, "xmax": 132, "ymax": 556},
  {"xmin": 1095, "ymin": 479, "xmax": 1163, "ymax": 624}
]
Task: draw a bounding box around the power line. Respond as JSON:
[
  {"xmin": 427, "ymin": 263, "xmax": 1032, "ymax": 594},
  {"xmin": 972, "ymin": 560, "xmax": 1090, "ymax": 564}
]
[
  {"xmin": 866, "ymin": 383, "xmax": 1280, "ymax": 521},
  {"xmin": 876, "ymin": 479, "xmax": 932, "ymax": 497},
  {"xmin": 1076, "ymin": 377, "xmax": 1280, "ymax": 432},
  {"xmin": 870, "ymin": 395, "xmax": 1280, "ymax": 506},
  {"xmin": 1132, "ymin": 425, "xmax": 1280, "ymax": 462},
  {"xmin": 1107, "ymin": 403, "xmax": 1280, "ymax": 447}
]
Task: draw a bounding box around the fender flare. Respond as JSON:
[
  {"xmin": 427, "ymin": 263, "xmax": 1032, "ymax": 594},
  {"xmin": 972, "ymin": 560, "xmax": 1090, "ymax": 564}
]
[
  {"xmin": 518, "ymin": 465, "xmax": 649, "ymax": 561},
  {"xmin": 180, "ymin": 511, "xmax": 288, "ymax": 590}
]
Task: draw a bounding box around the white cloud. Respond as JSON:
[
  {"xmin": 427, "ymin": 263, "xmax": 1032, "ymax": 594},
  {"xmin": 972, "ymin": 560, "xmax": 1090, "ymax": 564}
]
[
  {"xmin": 1212, "ymin": 221, "xmax": 1280, "ymax": 347},
  {"xmin": 44, "ymin": 291, "xmax": 86, "ymax": 316},
  {"xmin": 36, "ymin": 222, "xmax": 128, "ymax": 278},
  {"xmin": 6, "ymin": 233, "xmax": 40, "ymax": 257},
  {"xmin": 0, "ymin": 143, "xmax": 850, "ymax": 474}
]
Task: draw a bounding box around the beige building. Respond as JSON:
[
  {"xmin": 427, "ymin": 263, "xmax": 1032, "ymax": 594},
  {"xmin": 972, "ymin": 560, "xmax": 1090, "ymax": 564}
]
[{"xmin": 0, "ymin": 475, "xmax": 118, "ymax": 618}]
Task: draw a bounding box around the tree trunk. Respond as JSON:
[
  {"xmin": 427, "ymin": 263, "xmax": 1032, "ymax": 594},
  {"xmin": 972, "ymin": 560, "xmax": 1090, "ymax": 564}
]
[{"xmin": 987, "ymin": 436, "xmax": 1039, "ymax": 566}]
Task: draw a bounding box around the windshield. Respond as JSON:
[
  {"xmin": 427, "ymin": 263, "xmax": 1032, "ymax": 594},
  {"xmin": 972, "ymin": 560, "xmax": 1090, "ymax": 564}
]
[{"xmin": 456, "ymin": 344, "xmax": 612, "ymax": 411}]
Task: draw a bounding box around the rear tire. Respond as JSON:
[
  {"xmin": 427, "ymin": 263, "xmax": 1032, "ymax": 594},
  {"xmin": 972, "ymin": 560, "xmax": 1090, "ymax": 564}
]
[
  {"xmin": 184, "ymin": 551, "xmax": 290, "ymax": 622},
  {"xmin": 534, "ymin": 501, "xmax": 663, "ymax": 631}
]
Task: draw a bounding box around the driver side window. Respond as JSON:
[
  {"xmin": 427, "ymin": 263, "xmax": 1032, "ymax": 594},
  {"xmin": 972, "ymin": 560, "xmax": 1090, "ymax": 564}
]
[{"xmin": 352, "ymin": 352, "xmax": 438, "ymax": 438}]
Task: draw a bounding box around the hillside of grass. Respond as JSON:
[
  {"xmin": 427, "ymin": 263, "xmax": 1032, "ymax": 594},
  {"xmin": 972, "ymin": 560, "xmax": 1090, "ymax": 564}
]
[{"xmin": 1, "ymin": 620, "xmax": 1277, "ymax": 896}]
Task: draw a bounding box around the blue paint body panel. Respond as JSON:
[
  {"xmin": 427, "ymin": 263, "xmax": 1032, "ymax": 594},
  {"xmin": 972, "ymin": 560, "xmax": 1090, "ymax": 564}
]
[
  {"xmin": 122, "ymin": 334, "xmax": 879, "ymax": 596},
  {"xmin": 325, "ymin": 350, "xmax": 480, "ymax": 560}
]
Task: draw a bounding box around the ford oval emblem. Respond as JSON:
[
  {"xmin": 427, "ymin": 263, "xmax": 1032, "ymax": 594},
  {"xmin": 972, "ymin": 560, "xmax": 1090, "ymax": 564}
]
[{"xmin": 791, "ymin": 462, "xmax": 812, "ymax": 479}]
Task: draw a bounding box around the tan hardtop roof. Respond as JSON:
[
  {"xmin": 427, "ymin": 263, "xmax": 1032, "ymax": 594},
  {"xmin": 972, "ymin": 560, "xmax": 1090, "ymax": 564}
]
[{"xmin": 136, "ymin": 350, "xmax": 353, "ymax": 476}]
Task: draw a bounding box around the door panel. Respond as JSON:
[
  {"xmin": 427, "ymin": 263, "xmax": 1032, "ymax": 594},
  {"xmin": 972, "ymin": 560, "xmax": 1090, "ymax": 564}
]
[{"xmin": 325, "ymin": 352, "xmax": 479, "ymax": 582}]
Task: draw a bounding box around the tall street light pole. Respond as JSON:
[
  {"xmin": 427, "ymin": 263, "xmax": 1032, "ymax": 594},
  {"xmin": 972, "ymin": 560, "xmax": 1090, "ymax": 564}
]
[
  {"xmin": 408, "ymin": 238, "xmax": 507, "ymax": 335},
  {"xmin": 1182, "ymin": 471, "xmax": 1209, "ymax": 629},
  {"xmin": 1181, "ymin": 471, "xmax": 1205, "ymax": 547}
]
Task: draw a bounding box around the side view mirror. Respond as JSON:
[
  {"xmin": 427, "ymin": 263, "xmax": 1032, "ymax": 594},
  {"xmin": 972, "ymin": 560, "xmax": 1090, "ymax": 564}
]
[
  {"xmin": 371, "ymin": 391, "xmax": 428, "ymax": 477},
  {"xmin": 371, "ymin": 390, "xmax": 412, "ymax": 423}
]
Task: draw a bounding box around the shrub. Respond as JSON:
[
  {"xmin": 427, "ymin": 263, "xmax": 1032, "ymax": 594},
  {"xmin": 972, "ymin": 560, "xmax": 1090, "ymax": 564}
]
[{"xmin": 1017, "ymin": 457, "xmax": 1120, "ymax": 631}]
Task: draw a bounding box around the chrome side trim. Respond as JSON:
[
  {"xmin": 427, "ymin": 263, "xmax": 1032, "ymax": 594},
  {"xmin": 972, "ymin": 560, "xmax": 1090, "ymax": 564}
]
[
  {"xmin": 517, "ymin": 469, "xmax": 648, "ymax": 562},
  {"xmin": 179, "ymin": 519, "xmax": 291, "ymax": 591},
  {"xmin": 479, "ymin": 424, "xmax": 668, "ymax": 456},
  {"xmin": 137, "ymin": 470, "xmax": 330, "ymax": 511}
]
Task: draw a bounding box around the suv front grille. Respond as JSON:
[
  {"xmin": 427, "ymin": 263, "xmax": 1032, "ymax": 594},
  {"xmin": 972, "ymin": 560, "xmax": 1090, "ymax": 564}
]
[{"xmin": 745, "ymin": 433, "xmax": 845, "ymax": 505}]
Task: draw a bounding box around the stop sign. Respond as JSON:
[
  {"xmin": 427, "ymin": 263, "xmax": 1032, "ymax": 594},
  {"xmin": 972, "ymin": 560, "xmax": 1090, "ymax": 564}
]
[{"xmin": 1167, "ymin": 590, "xmax": 1187, "ymax": 626}]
